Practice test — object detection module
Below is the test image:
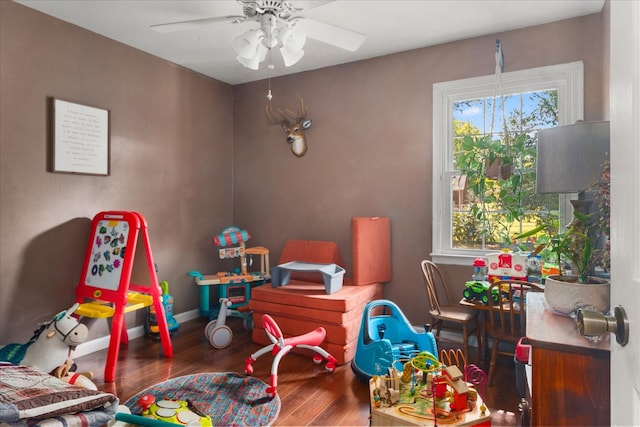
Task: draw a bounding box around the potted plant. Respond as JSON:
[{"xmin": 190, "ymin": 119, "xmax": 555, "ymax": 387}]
[
  {"xmin": 456, "ymin": 132, "xmax": 532, "ymax": 247},
  {"xmin": 514, "ymin": 161, "xmax": 610, "ymax": 314}
]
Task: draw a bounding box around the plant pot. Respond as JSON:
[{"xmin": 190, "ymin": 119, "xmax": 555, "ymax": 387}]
[
  {"xmin": 484, "ymin": 158, "xmax": 512, "ymax": 180},
  {"xmin": 544, "ymin": 275, "xmax": 610, "ymax": 315}
]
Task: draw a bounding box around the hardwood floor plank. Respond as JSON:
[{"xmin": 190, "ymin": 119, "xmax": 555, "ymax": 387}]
[{"xmin": 74, "ymin": 316, "xmax": 520, "ymax": 426}]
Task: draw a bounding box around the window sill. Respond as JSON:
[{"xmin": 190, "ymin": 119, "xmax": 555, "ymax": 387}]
[{"xmin": 430, "ymin": 252, "xmax": 482, "ymax": 266}]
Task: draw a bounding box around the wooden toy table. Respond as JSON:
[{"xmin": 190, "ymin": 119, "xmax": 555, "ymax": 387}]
[{"xmin": 369, "ymin": 375, "xmax": 491, "ymax": 426}]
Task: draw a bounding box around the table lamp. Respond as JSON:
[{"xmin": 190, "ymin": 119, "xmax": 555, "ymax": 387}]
[{"xmin": 536, "ymin": 120, "xmax": 610, "ymax": 213}]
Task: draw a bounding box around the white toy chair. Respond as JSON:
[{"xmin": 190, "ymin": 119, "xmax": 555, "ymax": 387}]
[{"xmin": 244, "ymin": 314, "xmax": 337, "ymax": 397}]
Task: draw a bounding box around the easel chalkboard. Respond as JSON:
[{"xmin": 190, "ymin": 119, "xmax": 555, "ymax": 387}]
[{"xmin": 75, "ymin": 211, "xmax": 172, "ymax": 382}]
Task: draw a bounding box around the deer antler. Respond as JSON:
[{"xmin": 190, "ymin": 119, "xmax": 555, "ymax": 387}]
[
  {"xmin": 282, "ymin": 98, "xmax": 307, "ymax": 122},
  {"xmin": 266, "ymin": 98, "xmax": 307, "ymax": 125},
  {"xmin": 265, "ymin": 103, "xmax": 291, "ymax": 125}
]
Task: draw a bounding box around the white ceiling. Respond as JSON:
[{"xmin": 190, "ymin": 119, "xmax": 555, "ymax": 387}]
[{"xmin": 16, "ymin": 0, "xmax": 605, "ymax": 85}]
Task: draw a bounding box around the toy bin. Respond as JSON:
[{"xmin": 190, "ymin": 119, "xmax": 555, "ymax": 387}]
[{"xmin": 271, "ymin": 261, "xmax": 345, "ymax": 294}]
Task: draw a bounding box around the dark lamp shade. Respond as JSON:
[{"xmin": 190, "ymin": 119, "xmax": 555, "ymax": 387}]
[{"xmin": 536, "ymin": 121, "xmax": 610, "ymax": 194}]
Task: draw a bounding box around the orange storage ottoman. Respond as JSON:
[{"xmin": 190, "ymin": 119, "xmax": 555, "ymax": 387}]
[{"xmin": 249, "ymin": 217, "xmax": 390, "ymax": 365}]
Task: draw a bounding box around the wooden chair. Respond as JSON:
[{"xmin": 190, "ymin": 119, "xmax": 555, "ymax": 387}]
[
  {"xmin": 486, "ymin": 280, "xmax": 543, "ymax": 385},
  {"xmin": 421, "ymin": 260, "xmax": 482, "ymax": 362}
]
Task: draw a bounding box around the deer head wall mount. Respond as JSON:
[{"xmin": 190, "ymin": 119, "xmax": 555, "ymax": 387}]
[{"xmin": 266, "ymin": 97, "xmax": 312, "ymax": 157}]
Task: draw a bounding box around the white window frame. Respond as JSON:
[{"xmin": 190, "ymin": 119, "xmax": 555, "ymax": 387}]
[{"xmin": 432, "ymin": 61, "xmax": 584, "ymax": 265}]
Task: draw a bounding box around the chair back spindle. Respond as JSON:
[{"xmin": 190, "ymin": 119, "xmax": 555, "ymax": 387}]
[
  {"xmin": 420, "ymin": 260, "xmax": 482, "ymax": 362},
  {"xmin": 486, "ymin": 280, "xmax": 543, "ymax": 384}
]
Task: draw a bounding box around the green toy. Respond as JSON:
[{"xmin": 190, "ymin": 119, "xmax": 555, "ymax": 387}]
[{"xmin": 462, "ymin": 281, "xmax": 500, "ymax": 305}]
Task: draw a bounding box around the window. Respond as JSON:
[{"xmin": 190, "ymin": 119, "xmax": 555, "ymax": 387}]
[{"xmin": 432, "ymin": 61, "xmax": 584, "ymax": 265}]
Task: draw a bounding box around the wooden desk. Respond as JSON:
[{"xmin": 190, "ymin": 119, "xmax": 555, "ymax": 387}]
[{"xmin": 526, "ymin": 293, "xmax": 610, "ymax": 426}]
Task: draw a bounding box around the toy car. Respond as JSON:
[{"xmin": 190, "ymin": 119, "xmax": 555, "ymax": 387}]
[{"xmin": 463, "ymin": 280, "xmax": 500, "ymax": 304}]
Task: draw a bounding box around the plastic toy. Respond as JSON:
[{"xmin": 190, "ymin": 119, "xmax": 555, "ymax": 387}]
[
  {"xmin": 271, "ymin": 261, "xmax": 345, "ymax": 294},
  {"xmin": 244, "ymin": 314, "xmax": 337, "ymax": 397},
  {"xmin": 190, "ymin": 270, "xmax": 256, "ymax": 331},
  {"xmin": 541, "ymin": 262, "xmax": 560, "ymax": 282},
  {"xmin": 74, "ymin": 211, "xmax": 172, "ymax": 383},
  {"xmin": 134, "ymin": 394, "xmax": 212, "ymax": 426},
  {"xmin": 51, "ymin": 358, "xmax": 97, "ymax": 390},
  {"xmin": 0, "ymin": 303, "xmax": 88, "ymax": 374},
  {"xmin": 204, "ymin": 298, "xmax": 233, "ymax": 349},
  {"xmin": 351, "ymin": 299, "xmax": 438, "ymax": 381},
  {"xmin": 462, "ymin": 280, "xmax": 500, "ymax": 304},
  {"xmin": 487, "ymin": 250, "xmax": 528, "ymax": 281},
  {"xmin": 472, "ymin": 257, "xmax": 488, "ymax": 281},
  {"xmin": 190, "ymin": 226, "xmax": 270, "ymax": 330},
  {"xmin": 145, "ymin": 281, "xmax": 179, "ymax": 340}
]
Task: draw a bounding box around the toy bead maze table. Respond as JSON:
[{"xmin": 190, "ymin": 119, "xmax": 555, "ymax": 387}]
[{"xmin": 369, "ymin": 375, "xmax": 491, "ymax": 426}]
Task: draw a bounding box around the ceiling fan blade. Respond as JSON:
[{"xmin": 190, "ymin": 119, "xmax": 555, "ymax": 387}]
[
  {"xmin": 150, "ymin": 15, "xmax": 244, "ymax": 33},
  {"xmin": 298, "ymin": 18, "xmax": 367, "ymax": 52},
  {"xmin": 292, "ymin": 1, "xmax": 336, "ymax": 13}
]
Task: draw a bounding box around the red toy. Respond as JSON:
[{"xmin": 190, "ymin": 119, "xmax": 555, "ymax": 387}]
[
  {"xmin": 487, "ymin": 250, "xmax": 528, "ymax": 281},
  {"xmin": 244, "ymin": 314, "xmax": 337, "ymax": 397}
]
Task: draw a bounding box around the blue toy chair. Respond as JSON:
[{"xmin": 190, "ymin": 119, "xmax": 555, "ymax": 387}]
[{"xmin": 351, "ymin": 299, "xmax": 438, "ymax": 381}]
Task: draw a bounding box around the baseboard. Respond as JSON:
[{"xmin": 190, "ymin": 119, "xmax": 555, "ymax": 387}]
[{"xmin": 72, "ymin": 309, "xmax": 201, "ymax": 358}]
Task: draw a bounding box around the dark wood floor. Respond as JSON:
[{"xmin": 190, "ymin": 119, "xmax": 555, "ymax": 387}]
[{"xmin": 75, "ymin": 317, "xmax": 521, "ymax": 426}]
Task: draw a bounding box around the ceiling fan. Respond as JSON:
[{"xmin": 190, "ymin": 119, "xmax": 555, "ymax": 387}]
[{"xmin": 150, "ymin": 0, "xmax": 367, "ymax": 70}]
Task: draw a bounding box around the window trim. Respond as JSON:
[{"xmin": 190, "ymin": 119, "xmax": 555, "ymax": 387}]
[{"xmin": 432, "ymin": 61, "xmax": 584, "ymax": 265}]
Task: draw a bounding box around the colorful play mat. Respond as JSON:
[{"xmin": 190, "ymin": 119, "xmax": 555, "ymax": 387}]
[{"xmin": 124, "ymin": 372, "xmax": 280, "ymax": 426}]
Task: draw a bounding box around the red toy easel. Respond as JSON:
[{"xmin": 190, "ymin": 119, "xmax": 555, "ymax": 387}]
[{"xmin": 74, "ymin": 211, "xmax": 173, "ymax": 382}]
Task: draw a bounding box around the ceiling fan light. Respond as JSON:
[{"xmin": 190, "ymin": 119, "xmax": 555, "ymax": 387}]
[
  {"xmin": 279, "ymin": 26, "xmax": 306, "ymax": 52},
  {"xmin": 257, "ymin": 43, "xmax": 268, "ymax": 62},
  {"xmin": 236, "ymin": 43, "xmax": 268, "ymax": 70},
  {"xmin": 279, "ymin": 45, "xmax": 304, "ymax": 67},
  {"xmin": 237, "ymin": 54, "xmax": 260, "ymax": 70},
  {"xmin": 232, "ymin": 29, "xmax": 263, "ymax": 59}
]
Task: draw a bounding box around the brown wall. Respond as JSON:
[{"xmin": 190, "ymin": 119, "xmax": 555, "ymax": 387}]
[
  {"xmin": 0, "ymin": 0, "xmax": 607, "ymax": 343},
  {"xmin": 0, "ymin": 1, "xmax": 234, "ymax": 342},
  {"xmin": 232, "ymin": 13, "xmax": 608, "ymax": 324}
]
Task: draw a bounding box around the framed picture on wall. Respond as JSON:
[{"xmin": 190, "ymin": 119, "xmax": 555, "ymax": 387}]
[{"xmin": 50, "ymin": 98, "xmax": 110, "ymax": 176}]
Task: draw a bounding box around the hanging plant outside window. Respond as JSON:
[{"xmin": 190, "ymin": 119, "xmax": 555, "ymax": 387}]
[{"xmin": 452, "ymin": 90, "xmax": 559, "ymax": 250}]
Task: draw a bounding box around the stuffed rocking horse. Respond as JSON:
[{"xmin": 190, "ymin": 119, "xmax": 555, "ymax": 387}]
[{"xmin": 0, "ymin": 303, "xmax": 88, "ymax": 374}]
